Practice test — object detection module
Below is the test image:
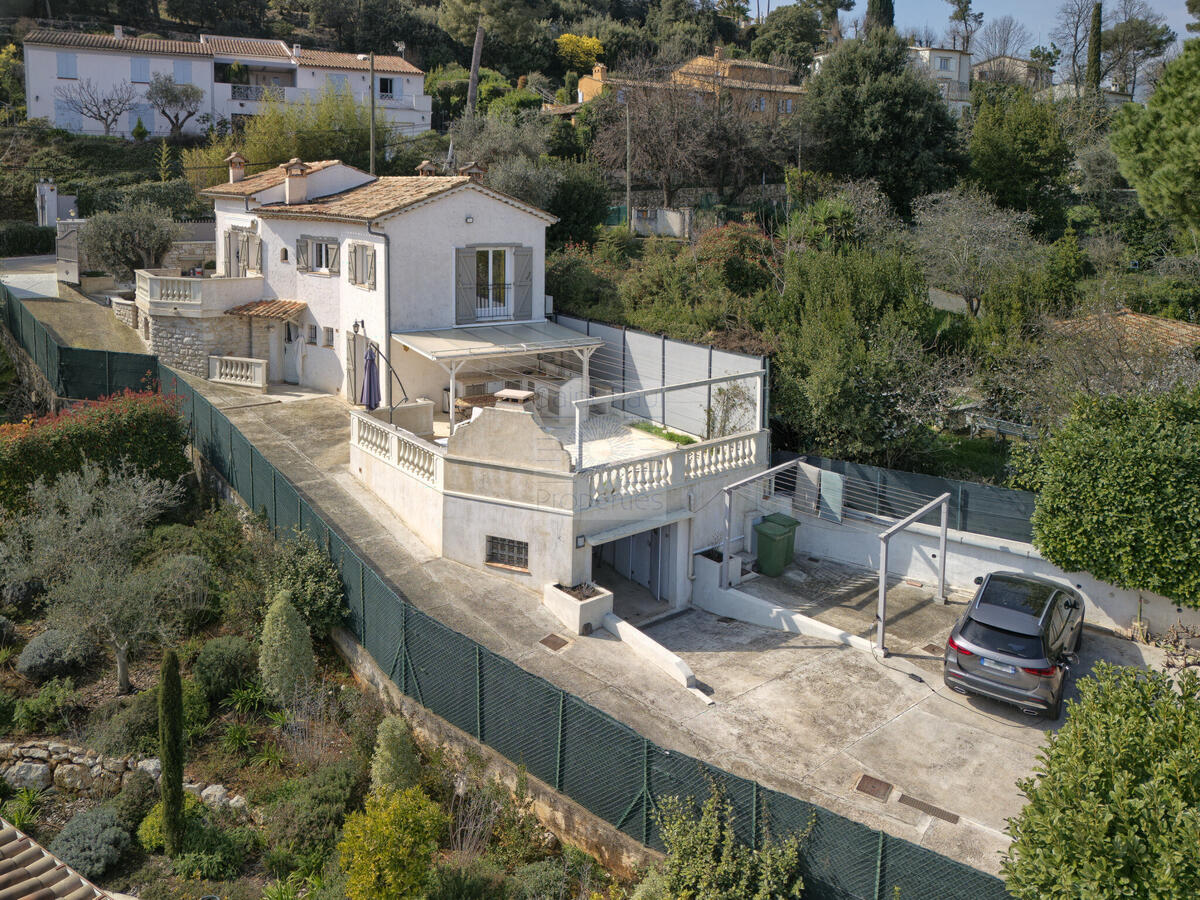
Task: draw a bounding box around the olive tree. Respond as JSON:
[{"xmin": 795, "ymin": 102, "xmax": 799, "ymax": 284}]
[
  {"xmin": 80, "ymin": 204, "xmax": 178, "ymax": 281},
  {"xmin": 0, "ymin": 463, "xmax": 207, "ymax": 694},
  {"xmin": 144, "ymin": 74, "xmax": 205, "ymax": 140},
  {"xmin": 54, "ymin": 78, "xmax": 138, "ymax": 136},
  {"xmin": 1003, "ymin": 663, "xmax": 1200, "ymax": 899}
]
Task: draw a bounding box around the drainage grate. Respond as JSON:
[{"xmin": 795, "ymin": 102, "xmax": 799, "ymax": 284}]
[
  {"xmin": 855, "ymin": 774, "xmax": 893, "ymax": 801},
  {"xmin": 540, "ymin": 634, "xmax": 568, "ymax": 652},
  {"xmin": 717, "ymin": 616, "xmax": 737, "ymax": 624},
  {"xmin": 923, "ymin": 643, "xmax": 943, "ymax": 655},
  {"xmin": 807, "ymin": 557, "xmax": 821, "ymax": 563},
  {"xmin": 899, "ymin": 794, "xmax": 959, "ymax": 824}
]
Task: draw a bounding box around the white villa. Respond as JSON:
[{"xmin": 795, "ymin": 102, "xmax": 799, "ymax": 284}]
[
  {"xmin": 125, "ymin": 156, "xmax": 768, "ymax": 628},
  {"xmin": 23, "ymin": 28, "xmax": 431, "ymax": 138}
]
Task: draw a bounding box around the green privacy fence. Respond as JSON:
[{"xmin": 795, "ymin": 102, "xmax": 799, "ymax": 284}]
[
  {"xmin": 0, "ymin": 286, "xmax": 158, "ymax": 400},
  {"xmin": 3, "ymin": 285, "xmax": 1011, "ymax": 900}
]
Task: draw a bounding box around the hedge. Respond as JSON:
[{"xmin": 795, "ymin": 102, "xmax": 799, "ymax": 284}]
[
  {"xmin": 0, "ymin": 390, "xmax": 190, "ymax": 512},
  {"xmin": 0, "ymin": 221, "xmax": 55, "ymax": 257}
]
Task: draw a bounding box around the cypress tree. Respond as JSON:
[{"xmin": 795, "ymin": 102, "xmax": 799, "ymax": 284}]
[
  {"xmin": 158, "ymin": 649, "xmax": 184, "ymax": 858},
  {"xmin": 1086, "ymin": 2, "xmax": 1103, "ymax": 94},
  {"xmin": 865, "ymin": 0, "xmax": 895, "ymax": 32}
]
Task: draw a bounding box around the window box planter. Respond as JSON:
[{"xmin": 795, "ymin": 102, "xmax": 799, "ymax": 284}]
[{"xmin": 543, "ymin": 582, "xmax": 613, "ymax": 636}]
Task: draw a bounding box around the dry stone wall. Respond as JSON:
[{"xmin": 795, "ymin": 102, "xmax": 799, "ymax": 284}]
[
  {"xmin": 0, "ymin": 740, "xmax": 248, "ymax": 815},
  {"xmin": 145, "ymin": 314, "xmax": 250, "ymax": 378}
]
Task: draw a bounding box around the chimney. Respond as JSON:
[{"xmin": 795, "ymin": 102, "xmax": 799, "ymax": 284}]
[
  {"xmin": 113, "ymin": 25, "xmax": 124, "ymax": 40},
  {"xmin": 415, "ymin": 159, "xmax": 438, "ymax": 177},
  {"xmin": 292, "ymin": 43, "xmax": 301, "ymax": 59},
  {"xmin": 225, "ymin": 151, "xmax": 247, "ymax": 184},
  {"xmin": 592, "ymin": 63, "xmax": 607, "ymax": 82},
  {"xmin": 457, "ymin": 162, "xmax": 487, "ymax": 183},
  {"xmin": 282, "ymin": 158, "xmax": 309, "ymax": 204}
]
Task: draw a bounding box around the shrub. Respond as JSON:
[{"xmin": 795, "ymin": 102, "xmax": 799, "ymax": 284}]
[
  {"xmin": 0, "ymin": 221, "xmax": 55, "ymax": 257},
  {"xmin": 160, "ymin": 649, "xmax": 184, "ymax": 858},
  {"xmin": 631, "ymin": 866, "xmax": 670, "ymax": 900},
  {"xmin": 259, "ymin": 592, "xmax": 315, "ymax": 705},
  {"xmin": 88, "ymin": 678, "xmax": 209, "ymax": 756},
  {"xmin": 171, "ymin": 824, "xmax": 256, "ymax": 880},
  {"xmin": 16, "ymin": 629, "xmax": 95, "ymax": 683},
  {"xmin": 137, "ymin": 793, "xmax": 204, "ymax": 852},
  {"xmin": 13, "ymin": 678, "xmax": 77, "ymax": 733},
  {"xmin": 430, "ymin": 862, "xmax": 509, "ymax": 899},
  {"xmin": 338, "ymin": 787, "xmax": 449, "ymax": 900},
  {"xmin": 0, "ymin": 391, "xmax": 189, "ymax": 514},
  {"xmin": 0, "ymin": 691, "xmax": 14, "ymax": 734},
  {"xmin": 265, "ymin": 759, "xmax": 363, "ymax": 870},
  {"xmin": 267, "ymin": 532, "xmax": 345, "ymax": 636},
  {"xmin": 192, "ymin": 635, "xmax": 257, "ymax": 702},
  {"xmin": 112, "ymin": 770, "xmax": 157, "ymax": 833},
  {"xmin": 49, "ymin": 806, "xmax": 130, "ymax": 879},
  {"xmin": 509, "ymin": 859, "xmax": 568, "ymax": 899},
  {"xmin": 0, "ymin": 616, "xmax": 16, "ymax": 646},
  {"xmin": 369, "ymin": 716, "xmax": 420, "ymax": 793}
]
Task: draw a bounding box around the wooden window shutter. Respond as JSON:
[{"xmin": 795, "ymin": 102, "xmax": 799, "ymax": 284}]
[
  {"xmin": 348, "ymin": 244, "xmax": 359, "ymax": 284},
  {"xmin": 366, "ymin": 247, "xmax": 376, "ymax": 290},
  {"xmin": 455, "ymin": 248, "xmax": 477, "ymax": 324},
  {"xmin": 253, "ymin": 237, "xmax": 263, "ymax": 273},
  {"xmin": 296, "ymin": 238, "xmax": 309, "ymax": 271},
  {"xmin": 513, "ymin": 247, "xmax": 533, "ymax": 320},
  {"xmin": 327, "ymin": 241, "xmax": 340, "ymax": 275}
]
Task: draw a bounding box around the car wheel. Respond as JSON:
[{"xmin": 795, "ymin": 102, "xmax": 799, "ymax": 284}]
[{"xmin": 1072, "ymin": 619, "xmax": 1084, "ymax": 652}]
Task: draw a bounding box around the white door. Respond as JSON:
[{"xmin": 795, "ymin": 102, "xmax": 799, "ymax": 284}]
[{"xmin": 283, "ymin": 322, "xmax": 302, "ymax": 384}]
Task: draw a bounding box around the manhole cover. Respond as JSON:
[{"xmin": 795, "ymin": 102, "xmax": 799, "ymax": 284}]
[
  {"xmin": 855, "ymin": 774, "xmax": 892, "ymax": 801},
  {"xmin": 540, "ymin": 634, "xmax": 568, "ymax": 652},
  {"xmin": 899, "ymin": 794, "xmax": 959, "ymax": 824},
  {"xmin": 717, "ymin": 616, "xmax": 736, "ymax": 624},
  {"xmin": 923, "ymin": 643, "xmax": 943, "ymax": 655}
]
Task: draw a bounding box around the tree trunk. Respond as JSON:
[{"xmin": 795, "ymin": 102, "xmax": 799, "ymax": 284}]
[
  {"xmin": 466, "ymin": 19, "xmax": 486, "ymax": 114},
  {"xmin": 967, "ymin": 294, "xmax": 981, "ymax": 316},
  {"xmin": 115, "ymin": 645, "xmax": 131, "ymax": 694}
]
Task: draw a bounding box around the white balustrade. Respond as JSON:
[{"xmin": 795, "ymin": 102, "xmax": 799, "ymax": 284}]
[
  {"xmin": 587, "ymin": 454, "xmax": 674, "ymax": 505},
  {"xmin": 351, "ymin": 410, "xmax": 443, "ymax": 488},
  {"xmin": 208, "ymin": 356, "xmax": 267, "ymax": 392},
  {"xmin": 135, "ymin": 270, "xmax": 265, "ymax": 314},
  {"xmin": 683, "ymin": 434, "xmax": 759, "ymax": 480}
]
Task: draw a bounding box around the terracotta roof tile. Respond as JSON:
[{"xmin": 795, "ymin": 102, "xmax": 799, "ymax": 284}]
[
  {"xmin": 200, "ymin": 35, "xmax": 292, "ymax": 58},
  {"xmin": 255, "ymin": 175, "xmax": 473, "ymax": 221},
  {"xmin": 201, "ymin": 160, "xmax": 346, "ymax": 197},
  {"xmin": 226, "ymin": 299, "xmax": 307, "ymax": 319},
  {"xmin": 23, "ymin": 28, "xmax": 211, "ymax": 57},
  {"xmin": 296, "ymin": 48, "xmax": 422, "ymax": 75},
  {"xmin": 0, "ymin": 821, "xmax": 111, "ymax": 900},
  {"xmin": 1050, "ymin": 309, "xmax": 1200, "ymax": 351}
]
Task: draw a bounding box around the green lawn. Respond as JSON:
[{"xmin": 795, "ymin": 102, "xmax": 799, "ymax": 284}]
[{"xmin": 631, "ymin": 420, "xmax": 697, "ymax": 445}]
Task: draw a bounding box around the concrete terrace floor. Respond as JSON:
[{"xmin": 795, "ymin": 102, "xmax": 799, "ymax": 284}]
[{"xmin": 180, "ymin": 374, "xmax": 1068, "ymax": 876}]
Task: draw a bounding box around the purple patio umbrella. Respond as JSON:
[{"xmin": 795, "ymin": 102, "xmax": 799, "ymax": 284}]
[{"xmin": 360, "ymin": 344, "xmax": 381, "ymax": 411}]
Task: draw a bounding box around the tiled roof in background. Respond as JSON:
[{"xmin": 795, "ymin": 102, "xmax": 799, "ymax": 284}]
[
  {"xmin": 22, "ymin": 28, "xmax": 211, "ymax": 56},
  {"xmin": 255, "ymin": 175, "xmax": 471, "ymax": 221},
  {"xmin": 199, "ymin": 35, "xmax": 292, "ymax": 58},
  {"xmin": 1050, "ymin": 309, "xmax": 1200, "ymax": 351},
  {"xmin": 295, "ymin": 48, "xmax": 423, "ymax": 75},
  {"xmin": 200, "ymin": 160, "xmax": 345, "ymax": 197},
  {"xmin": 0, "ymin": 820, "xmax": 111, "ymax": 900}
]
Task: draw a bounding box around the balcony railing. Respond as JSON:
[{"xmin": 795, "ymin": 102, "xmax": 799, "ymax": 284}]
[
  {"xmin": 475, "ymin": 283, "xmax": 513, "ymax": 321},
  {"xmin": 350, "ymin": 410, "xmax": 444, "ymax": 488},
  {"xmin": 208, "ymin": 355, "xmax": 267, "ymax": 392},
  {"xmin": 231, "ymin": 84, "xmax": 284, "ymax": 101},
  {"xmin": 135, "ymin": 269, "xmax": 265, "ymax": 316}
]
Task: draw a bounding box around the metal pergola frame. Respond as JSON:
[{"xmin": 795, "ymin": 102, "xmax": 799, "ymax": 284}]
[{"xmin": 875, "ymin": 492, "xmax": 951, "ymax": 656}]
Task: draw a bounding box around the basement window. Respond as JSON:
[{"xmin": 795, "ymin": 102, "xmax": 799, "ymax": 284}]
[{"xmin": 486, "ymin": 536, "xmax": 529, "ymax": 572}]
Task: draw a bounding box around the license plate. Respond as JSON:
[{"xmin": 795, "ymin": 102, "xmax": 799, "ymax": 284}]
[{"xmin": 980, "ymin": 657, "xmax": 1016, "ymax": 674}]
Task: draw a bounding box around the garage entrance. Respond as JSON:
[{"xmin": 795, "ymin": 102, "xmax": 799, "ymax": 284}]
[{"xmin": 592, "ymin": 524, "xmax": 677, "ymax": 626}]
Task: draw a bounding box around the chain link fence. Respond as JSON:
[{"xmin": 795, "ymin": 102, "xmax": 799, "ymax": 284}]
[{"xmin": 3, "ymin": 285, "xmax": 1011, "ymax": 900}]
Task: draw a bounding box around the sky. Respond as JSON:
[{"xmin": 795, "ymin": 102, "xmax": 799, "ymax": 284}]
[{"xmin": 767, "ymin": 0, "xmax": 1193, "ymax": 55}]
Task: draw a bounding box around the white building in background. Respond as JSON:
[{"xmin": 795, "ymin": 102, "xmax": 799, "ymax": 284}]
[
  {"xmin": 23, "ymin": 28, "xmax": 432, "ymax": 139},
  {"xmin": 811, "ymin": 44, "xmax": 973, "ymax": 117}
]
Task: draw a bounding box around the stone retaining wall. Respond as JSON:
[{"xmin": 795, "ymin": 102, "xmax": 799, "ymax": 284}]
[
  {"xmin": 0, "ymin": 740, "xmax": 248, "ymax": 815},
  {"xmin": 0, "ymin": 325, "xmax": 59, "ymax": 413}
]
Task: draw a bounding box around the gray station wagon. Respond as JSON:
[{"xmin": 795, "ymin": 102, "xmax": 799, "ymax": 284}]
[{"xmin": 943, "ymin": 573, "xmax": 1084, "ymax": 719}]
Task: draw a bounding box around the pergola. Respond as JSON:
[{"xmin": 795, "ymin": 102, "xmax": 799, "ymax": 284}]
[{"xmin": 392, "ymin": 321, "xmax": 603, "ymax": 429}]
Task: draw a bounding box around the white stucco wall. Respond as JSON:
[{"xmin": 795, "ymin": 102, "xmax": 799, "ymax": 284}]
[
  {"xmin": 25, "ymin": 43, "xmax": 215, "ymax": 137},
  {"xmin": 791, "ymin": 512, "xmax": 1200, "ymax": 637}
]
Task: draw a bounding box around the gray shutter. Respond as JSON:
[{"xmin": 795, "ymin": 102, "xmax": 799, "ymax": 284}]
[
  {"xmin": 328, "ymin": 241, "xmax": 340, "ymax": 275},
  {"xmin": 253, "ymin": 237, "xmax": 263, "ymax": 273},
  {"xmin": 296, "ymin": 238, "xmax": 309, "ymax": 271},
  {"xmin": 237, "ymin": 234, "xmax": 250, "ymax": 276},
  {"xmin": 348, "ymin": 244, "xmax": 358, "ymax": 284},
  {"xmin": 513, "ymin": 246, "xmax": 533, "ymax": 320},
  {"xmin": 365, "ymin": 247, "xmax": 376, "ymax": 290},
  {"xmin": 455, "ymin": 248, "xmax": 477, "ymax": 324}
]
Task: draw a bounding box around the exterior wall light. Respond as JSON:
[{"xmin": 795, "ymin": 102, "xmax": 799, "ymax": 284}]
[{"xmin": 465, "ymin": 216, "xmax": 474, "ymax": 224}]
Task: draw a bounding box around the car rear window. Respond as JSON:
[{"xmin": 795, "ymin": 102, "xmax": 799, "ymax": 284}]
[
  {"xmin": 961, "ymin": 617, "xmax": 1044, "ymax": 659},
  {"xmin": 978, "ymin": 575, "xmax": 1055, "ymax": 617}
]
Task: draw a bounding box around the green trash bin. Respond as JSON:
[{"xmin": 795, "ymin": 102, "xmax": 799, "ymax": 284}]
[{"xmin": 753, "ymin": 520, "xmax": 793, "ymax": 577}]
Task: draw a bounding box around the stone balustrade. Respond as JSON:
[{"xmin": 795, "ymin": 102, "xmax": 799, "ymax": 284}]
[{"xmin": 209, "ymin": 355, "xmax": 268, "ymax": 392}]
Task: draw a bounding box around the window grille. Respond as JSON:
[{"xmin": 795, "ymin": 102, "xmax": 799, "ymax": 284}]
[{"xmin": 486, "ymin": 536, "xmax": 528, "ymax": 570}]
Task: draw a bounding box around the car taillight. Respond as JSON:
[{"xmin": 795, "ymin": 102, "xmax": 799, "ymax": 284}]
[
  {"xmin": 1021, "ymin": 665, "xmax": 1057, "ymax": 677},
  {"xmin": 947, "ymin": 635, "xmax": 972, "ymax": 656}
]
